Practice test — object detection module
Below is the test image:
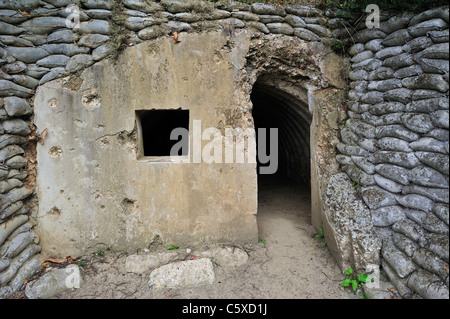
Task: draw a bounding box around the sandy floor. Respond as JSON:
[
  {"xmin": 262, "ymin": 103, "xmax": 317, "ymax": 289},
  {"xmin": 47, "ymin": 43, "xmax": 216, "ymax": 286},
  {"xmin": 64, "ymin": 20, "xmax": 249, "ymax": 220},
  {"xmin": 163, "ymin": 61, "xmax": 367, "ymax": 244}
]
[{"xmin": 54, "ymin": 175, "xmax": 356, "ymax": 299}]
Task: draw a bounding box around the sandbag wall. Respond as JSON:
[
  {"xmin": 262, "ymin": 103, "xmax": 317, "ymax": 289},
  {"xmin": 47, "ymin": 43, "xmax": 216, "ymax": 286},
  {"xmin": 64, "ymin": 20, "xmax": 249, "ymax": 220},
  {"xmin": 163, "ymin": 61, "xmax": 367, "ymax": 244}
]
[{"xmin": 340, "ymin": 7, "xmax": 449, "ymax": 298}]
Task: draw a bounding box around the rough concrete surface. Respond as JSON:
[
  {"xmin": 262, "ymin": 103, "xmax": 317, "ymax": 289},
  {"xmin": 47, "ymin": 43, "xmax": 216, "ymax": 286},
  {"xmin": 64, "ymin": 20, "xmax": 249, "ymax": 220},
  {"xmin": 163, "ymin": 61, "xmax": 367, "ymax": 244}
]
[
  {"xmin": 44, "ymin": 176, "xmax": 381, "ymax": 299},
  {"xmin": 32, "ymin": 30, "xmax": 349, "ymax": 266},
  {"xmin": 34, "ymin": 31, "xmax": 259, "ymax": 258}
]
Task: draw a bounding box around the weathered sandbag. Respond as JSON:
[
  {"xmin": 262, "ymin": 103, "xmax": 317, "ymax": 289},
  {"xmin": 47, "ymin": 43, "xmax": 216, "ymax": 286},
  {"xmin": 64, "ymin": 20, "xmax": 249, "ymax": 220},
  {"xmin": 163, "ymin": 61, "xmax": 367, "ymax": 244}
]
[
  {"xmin": 384, "ymin": 88, "xmax": 412, "ymax": 103},
  {"xmin": 369, "ymin": 102, "xmax": 405, "ymax": 115},
  {"xmin": 378, "ymin": 137, "xmax": 412, "ymax": 152},
  {"xmin": 402, "ymin": 74, "xmax": 449, "ymax": 93},
  {"xmin": 382, "ymin": 29, "xmax": 412, "ymax": 47},
  {"xmin": 407, "ymin": 18, "xmax": 448, "ymax": 37},
  {"xmin": 370, "ymin": 151, "xmax": 421, "ymax": 168},
  {"xmin": 375, "ymin": 124, "xmax": 419, "ymax": 142},
  {"xmin": 408, "ymin": 166, "xmax": 449, "ymax": 188},
  {"xmin": 417, "ymin": 59, "xmax": 449, "ymax": 74},
  {"xmin": 401, "ymin": 113, "xmax": 434, "ymax": 134}
]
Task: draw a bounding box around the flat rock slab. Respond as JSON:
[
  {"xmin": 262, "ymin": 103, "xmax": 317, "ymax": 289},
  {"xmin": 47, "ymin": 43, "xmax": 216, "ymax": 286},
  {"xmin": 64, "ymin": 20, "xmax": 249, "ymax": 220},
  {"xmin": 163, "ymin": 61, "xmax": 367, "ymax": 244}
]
[
  {"xmin": 148, "ymin": 258, "xmax": 215, "ymax": 290},
  {"xmin": 125, "ymin": 251, "xmax": 184, "ymax": 274},
  {"xmin": 126, "ymin": 245, "xmax": 249, "ymax": 275},
  {"xmin": 194, "ymin": 246, "xmax": 248, "ymax": 268},
  {"xmin": 25, "ymin": 265, "xmax": 83, "ymax": 299}
]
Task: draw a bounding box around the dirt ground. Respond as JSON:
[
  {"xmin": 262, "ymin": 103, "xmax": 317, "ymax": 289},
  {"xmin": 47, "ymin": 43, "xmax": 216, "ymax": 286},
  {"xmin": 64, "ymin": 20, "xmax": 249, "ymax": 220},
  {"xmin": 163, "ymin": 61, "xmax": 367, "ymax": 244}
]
[{"xmin": 54, "ymin": 175, "xmax": 357, "ymax": 299}]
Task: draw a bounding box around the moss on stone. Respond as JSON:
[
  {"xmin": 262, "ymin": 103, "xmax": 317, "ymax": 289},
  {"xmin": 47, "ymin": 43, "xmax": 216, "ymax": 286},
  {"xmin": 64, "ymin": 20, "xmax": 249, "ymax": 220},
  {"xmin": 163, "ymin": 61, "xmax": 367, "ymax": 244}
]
[{"xmin": 107, "ymin": 0, "xmax": 129, "ymax": 60}]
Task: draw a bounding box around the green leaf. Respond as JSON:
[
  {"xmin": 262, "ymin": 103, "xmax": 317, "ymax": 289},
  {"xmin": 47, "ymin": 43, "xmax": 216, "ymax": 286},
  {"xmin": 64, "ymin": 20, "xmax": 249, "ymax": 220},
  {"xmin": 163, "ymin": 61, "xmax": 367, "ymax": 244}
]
[
  {"xmin": 344, "ymin": 267, "xmax": 353, "ymax": 275},
  {"xmin": 358, "ymin": 274, "xmax": 373, "ymax": 283},
  {"xmin": 358, "ymin": 274, "xmax": 367, "ymax": 282},
  {"xmin": 315, "ymin": 228, "xmax": 324, "ymax": 239},
  {"xmin": 351, "ymin": 279, "xmax": 358, "ymax": 291},
  {"xmin": 341, "ymin": 278, "xmax": 351, "ymax": 287}
]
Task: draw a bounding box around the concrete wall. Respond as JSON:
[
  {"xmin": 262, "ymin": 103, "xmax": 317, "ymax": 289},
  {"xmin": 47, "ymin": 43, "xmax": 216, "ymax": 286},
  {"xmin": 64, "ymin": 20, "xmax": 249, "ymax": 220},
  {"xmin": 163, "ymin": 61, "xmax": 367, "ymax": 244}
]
[
  {"xmin": 34, "ymin": 31, "xmax": 259, "ymax": 257},
  {"xmin": 0, "ymin": 0, "xmax": 448, "ymax": 299}
]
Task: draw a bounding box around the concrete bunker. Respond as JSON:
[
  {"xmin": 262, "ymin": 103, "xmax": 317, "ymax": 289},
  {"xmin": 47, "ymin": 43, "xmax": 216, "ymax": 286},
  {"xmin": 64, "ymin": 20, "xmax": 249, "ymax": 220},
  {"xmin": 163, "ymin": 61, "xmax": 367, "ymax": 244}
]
[
  {"xmin": 33, "ymin": 30, "xmax": 353, "ymax": 270},
  {"xmin": 34, "ymin": 31, "xmax": 261, "ymax": 258},
  {"xmin": 0, "ymin": 0, "xmax": 447, "ymax": 300}
]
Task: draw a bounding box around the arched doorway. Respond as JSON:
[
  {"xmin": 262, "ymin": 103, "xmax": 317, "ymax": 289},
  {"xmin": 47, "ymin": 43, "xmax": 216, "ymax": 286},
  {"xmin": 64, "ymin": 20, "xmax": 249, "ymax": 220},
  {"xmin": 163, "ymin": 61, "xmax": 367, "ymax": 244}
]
[
  {"xmin": 243, "ymin": 33, "xmax": 352, "ymax": 270},
  {"xmin": 251, "ymin": 77, "xmax": 313, "ymax": 247},
  {"xmin": 252, "ymin": 79, "xmax": 311, "ymax": 183}
]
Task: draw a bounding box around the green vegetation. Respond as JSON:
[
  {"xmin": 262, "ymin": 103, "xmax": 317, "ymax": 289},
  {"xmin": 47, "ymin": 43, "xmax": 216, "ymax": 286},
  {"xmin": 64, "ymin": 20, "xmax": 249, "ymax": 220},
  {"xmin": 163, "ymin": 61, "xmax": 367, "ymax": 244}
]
[
  {"xmin": 330, "ymin": 40, "xmax": 344, "ymax": 53},
  {"xmin": 97, "ymin": 249, "xmax": 105, "ymax": 257},
  {"xmin": 259, "ymin": 237, "xmax": 267, "ymax": 244},
  {"xmin": 341, "ymin": 267, "xmax": 373, "ymax": 295},
  {"xmin": 314, "ymin": 227, "xmax": 324, "ymax": 239},
  {"xmin": 352, "ymin": 165, "xmax": 362, "ymax": 197},
  {"xmin": 314, "ymin": 227, "xmax": 327, "ymax": 247},
  {"xmin": 167, "ymin": 244, "xmax": 180, "ymax": 250}
]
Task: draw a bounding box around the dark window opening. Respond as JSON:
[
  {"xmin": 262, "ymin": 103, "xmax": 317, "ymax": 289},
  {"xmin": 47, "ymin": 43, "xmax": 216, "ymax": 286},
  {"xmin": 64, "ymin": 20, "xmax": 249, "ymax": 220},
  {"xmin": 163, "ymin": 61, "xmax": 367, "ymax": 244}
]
[{"xmin": 137, "ymin": 109, "xmax": 189, "ymax": 157}]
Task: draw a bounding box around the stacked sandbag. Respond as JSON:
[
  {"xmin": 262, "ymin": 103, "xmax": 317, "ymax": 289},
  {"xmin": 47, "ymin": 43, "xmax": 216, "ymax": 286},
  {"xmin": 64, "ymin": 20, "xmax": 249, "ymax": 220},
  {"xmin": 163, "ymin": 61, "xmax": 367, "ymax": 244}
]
[
  {"xmin": 340, "ymin": 6, "xmax": 449, "ymax": 299},
  {"xmin": 1, "ymin": 0, "xmax": 116, "ymax": 299}
]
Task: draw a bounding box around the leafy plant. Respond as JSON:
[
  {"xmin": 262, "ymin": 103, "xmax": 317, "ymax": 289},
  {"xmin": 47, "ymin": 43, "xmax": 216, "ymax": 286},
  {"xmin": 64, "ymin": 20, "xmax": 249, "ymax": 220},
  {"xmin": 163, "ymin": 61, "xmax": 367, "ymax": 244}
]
[
  {"xmin": 314, "ymin": 227, "xmax": 324, "ymax": 239},
  {"xmin": 97, "ymin": 249, "xmax": 105, "ymax": 257},
  {"xmin": 259, "ymin": 237, "xmax": 266, "ymax": 244},
  {"xmin": 341, "ymin": 267, "xmax": 373, "ymax": 293},
  {"xmin": 352, "ymin": 165, "xmax": 362, "ymax": 196},
  {"xmin": 330, "ymin": 40, "xmax": 345, "ymax": 54},
  {"xmin": 166, "ymin": 245, "xmax": 180, "ymax": 250},
  {"xmin": 314, "ymin": 227, "xmax": 327, "ymax": 247},
  {"xmin": 78, "ymin": 259, "xmax": 87, "ymax": 267},
  {"xmin": 335, "ymin": 9, "xmax": 353, "ymax": 19}
]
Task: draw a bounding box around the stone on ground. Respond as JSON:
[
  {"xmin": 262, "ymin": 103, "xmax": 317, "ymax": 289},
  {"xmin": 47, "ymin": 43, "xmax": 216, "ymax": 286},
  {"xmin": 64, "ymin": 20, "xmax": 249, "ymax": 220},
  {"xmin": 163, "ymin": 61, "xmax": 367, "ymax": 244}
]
[
  {"xmin": 25, "ymin": 265, "xmax": 82, "ymax": 299},
  {"xmin": 195, "ymin": 246, "xmax": 249, "ymax": 268},
  {"xmin": 125, "ymin": 251, "xmax": 183, "ymax": 274},
  {"xmin": 148, "ymin": 258, "xmax": 215, "ymax": 290}
]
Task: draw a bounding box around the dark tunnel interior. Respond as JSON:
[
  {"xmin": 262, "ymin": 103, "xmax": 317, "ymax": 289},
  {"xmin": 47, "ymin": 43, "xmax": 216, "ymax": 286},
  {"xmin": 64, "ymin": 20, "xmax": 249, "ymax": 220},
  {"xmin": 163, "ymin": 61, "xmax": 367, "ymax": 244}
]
[{"xmin": 251, "ymin": 81, "xmax": 312, "ymax": 187}]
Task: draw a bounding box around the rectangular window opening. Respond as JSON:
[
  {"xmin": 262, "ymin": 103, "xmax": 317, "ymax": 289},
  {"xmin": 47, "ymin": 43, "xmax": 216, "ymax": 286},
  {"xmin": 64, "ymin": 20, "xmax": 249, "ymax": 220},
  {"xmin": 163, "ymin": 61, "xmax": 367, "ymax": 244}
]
[{"xmin": 136, "ymin": 109, "xmax": 189, "ymax": 159}]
